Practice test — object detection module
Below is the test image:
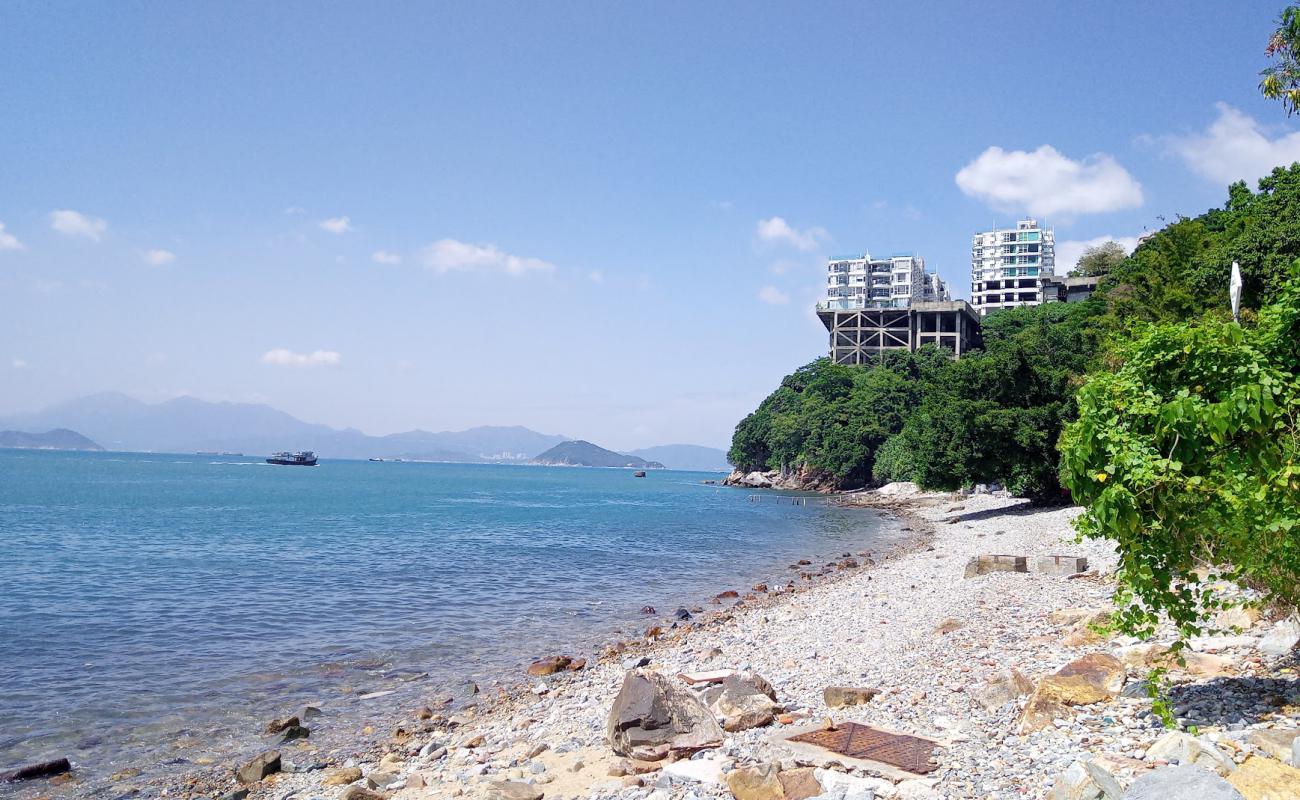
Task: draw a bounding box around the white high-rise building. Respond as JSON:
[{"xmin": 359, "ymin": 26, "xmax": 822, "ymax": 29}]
[
  {"xmin": 822, "ymin": 252, "xmax": 950, "ymax": 310},
  {"xmin": 969, "ymin": 218, "xmax": 1056, "ymax": 315}
]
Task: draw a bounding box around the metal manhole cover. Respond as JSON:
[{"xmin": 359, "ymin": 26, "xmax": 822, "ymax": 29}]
[{"xmin": 789, "ymin": 722, "xmax": 938, "ymax": 774}]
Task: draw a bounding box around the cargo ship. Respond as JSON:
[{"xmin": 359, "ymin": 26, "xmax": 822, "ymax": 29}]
[{"xmin": 266, "ymin": 451, "xmax": 318, "ymax": 466}]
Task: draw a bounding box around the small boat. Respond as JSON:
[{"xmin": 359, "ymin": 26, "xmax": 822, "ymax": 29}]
[
  {"xmin": 368, "ymin": 457, "xmax": 384, "ymax": 462},
  {"xmin": 267, "ymin": 451, "xmax": 318, "ymax": 466},
  {"xmin": 633, "ymin": 470, "xmax": 647, "ymax": 478}
]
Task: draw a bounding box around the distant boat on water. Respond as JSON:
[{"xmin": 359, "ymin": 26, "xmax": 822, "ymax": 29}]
[{"xmin": 267, "ymin": 451, "xmax": 318, "ymax": 466}]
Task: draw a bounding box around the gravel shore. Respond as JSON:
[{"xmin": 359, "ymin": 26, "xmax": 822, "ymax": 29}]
[{"xmin": 174, "ymin": 489, "xmax": 1300, "ymax": 799}]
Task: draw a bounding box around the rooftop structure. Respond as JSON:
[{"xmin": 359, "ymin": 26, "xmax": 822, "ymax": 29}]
[{"xmin": 970, "ymin": 219, "xmax": 1055, "ymax": 315}]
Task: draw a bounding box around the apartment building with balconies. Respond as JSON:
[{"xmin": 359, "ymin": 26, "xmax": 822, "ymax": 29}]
[
  {"xmin": 822, "ymin": 252, "xmax": 950, "ymax": 310},
  {"xmin": 969, "ymin": 218, "xmax": 1056, "ymax": 315}
]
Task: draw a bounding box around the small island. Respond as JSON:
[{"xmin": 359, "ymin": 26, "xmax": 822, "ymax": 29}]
[
  {"xmin": 0, "ymin": 428, "xmax": 103, "ymax": 451},
  {"xmin": 530, "ymin": 440, "xmax": 665, "ymax": 469}
]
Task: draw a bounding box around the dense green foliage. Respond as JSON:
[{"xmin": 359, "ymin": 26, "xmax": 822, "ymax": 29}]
[
  {"xmin": 1061, "ymin": 265, "xmax": 1300, "ymax": 638},
  {"xmin": 1070, "ymin": 241, "xmax": 1127, "ymax": 277}
]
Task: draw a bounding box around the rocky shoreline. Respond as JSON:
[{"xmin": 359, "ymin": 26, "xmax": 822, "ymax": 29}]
[{"xmin": 21, "ymin": 486, "xmax": 1300, "ymax": 800}]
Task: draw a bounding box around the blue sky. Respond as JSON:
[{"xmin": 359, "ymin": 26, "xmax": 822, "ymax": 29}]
[{"xmin": 3, "ymin": 1, "xmax": 1299, "ymax": 450}]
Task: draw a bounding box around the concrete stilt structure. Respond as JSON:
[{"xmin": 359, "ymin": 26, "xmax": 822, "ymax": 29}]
[{"xmin": 816, "ymin": 300, "xmax": 982, "ymax": 365}]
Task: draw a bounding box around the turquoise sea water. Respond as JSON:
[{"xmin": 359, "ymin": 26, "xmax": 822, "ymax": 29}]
[{"xmin": 0, "ymin": 449, "xmax": 899, "ymax": 792}]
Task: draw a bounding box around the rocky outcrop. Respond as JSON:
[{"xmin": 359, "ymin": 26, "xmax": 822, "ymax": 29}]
[
  {"xmin": 722, "ymin": 468, "xmax": 839, "ymax": 493},
  {"xmin": 1018, "ymin": 654, "xmax": 1126, "ymax": 733},
  {"xmin": 607, "ymin": 669, "xmax": 724, "ymax": 761}
]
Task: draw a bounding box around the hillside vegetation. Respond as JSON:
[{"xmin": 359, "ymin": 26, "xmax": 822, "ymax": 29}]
[{"xmin": 729, "ymin": 165, "xmax": 1300, "ymax": 501}]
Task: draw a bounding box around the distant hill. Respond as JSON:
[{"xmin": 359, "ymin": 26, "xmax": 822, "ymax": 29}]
[
  {"xmin": 0, "ymin": 428, "xmax": 103, "ymax": 451},
  {"xmin": 532, "ymin": 440, "xmax": 665, "ymax": 469},
  {"xmin": 0, "ymin": 393, "xmax": 568, "ymax": 460},
  {"xmin": 626, "ymin": 444, "xmax": 730, "ymax": 472}
]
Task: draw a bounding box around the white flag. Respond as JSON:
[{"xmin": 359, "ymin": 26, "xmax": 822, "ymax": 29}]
[{"xmin": 1230, "ymin": 261, "xmax": 1243, "ymax": 322}]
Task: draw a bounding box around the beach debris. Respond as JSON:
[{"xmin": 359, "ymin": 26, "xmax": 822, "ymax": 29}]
[
  {"xmin": 1036, "ymin": 555, "xmax": 1090, "ymax": 576},
  {"xmin": 1018, "ymin": 654, "xmax": 1126, "ymax": 733},
  {"xmin": 1227, "ymin": 755, "xmax": 1300, "ymax": 797},
  {"xmin": 357, "ymin": 689, "xmax": 397, "ymax": 700},
  {"xmin": 234, "ymin": 750, "xmax": 281, "ymax": 784},
  {"xmin": 607, "ymin": 669, "xmax": 724, "ymax": 761},
  {"xmin": 787, "ymin": 721, "xmax": 939, "ymax": 775},
  {"xmin": 264, "ymin": 715, "xmax": 299, "ymax": 734},
  {"xmin": 322, "ymin": 766, "xmax": 363, "ymax": 786},
  {"xmin": 822, "ymin": 686, "xmax": 881, "ymax": 708},
  {"xmin": 710, "ymin": 674, "xmax": 781, "ymax": 731},
  {"xmin": 972, "ymin": 667, "xmax": 1034, "ymax": 711},
  {"xmin": 527, "ymin": 655, "xmax": 573, "ymax": 676},
  {"xmin": 963, "ymin": 554, "xmax": 1028, "ymax": 578},
  {"xmin": 1145, "ymin": 732, "xmax": 1236, "ymax": 776},
  {"xmin": 0, "ymin": 758, "xmax": 72, "ymax": 783},
  {"xmin": 1122, "ymin": 764, "xmax": 1244, "ymax": 799}
]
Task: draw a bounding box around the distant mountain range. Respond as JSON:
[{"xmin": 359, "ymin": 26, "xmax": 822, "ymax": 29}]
[
  {"xmin": 0, "ymin": 393, "xmax": 731, "ymax": 470},
  {"xmin": 531, "ymin": 440, "xmax": 665, "ymax": 469},
  {"xmin": 626, "ymin": 444, "xmax": 730, "ymax": 472},
  {"xmin": 0, "ymin": 428, "xmax": 103, "ymax": 451}
]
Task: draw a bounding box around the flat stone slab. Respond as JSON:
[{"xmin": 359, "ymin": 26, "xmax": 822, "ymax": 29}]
[
  {"xmin": 963, "ymin": 554, "xmax": 1028, "ymax": 578},
  {"xmin": 1036, "ymin": 555, "xmax": 1089, "ymax": 575},
  {"xmin": 773, "ymin": 722, "xmax": 940, "ymax": 779},
  {"xmin": 677, "ymin": 670, "xmax": 737, "ymax": 685}
]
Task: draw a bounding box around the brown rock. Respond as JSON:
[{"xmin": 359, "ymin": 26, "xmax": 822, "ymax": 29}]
[
  {"xmin": 726, "ymin": 763, "xmax": 784, "ymax": 800},
  {"xmin": 527, "ymin": 656, "xmax": 572, "ymax": 676},
  {"xmin": 414, "ymin": 706, "xmax": 434, "ymax": 720},
  {"xmin": 235, "ymin": 751, "xmax": 281, "ymax": 784},
  {"xmin": 1227, "ymin": 756, "xmax": 1300, "ymax": 799},
  {"xmin": 264, "ymin": 716, "xmax": 299, "ymax": 735},
  {"xmin": 1, "ymin": 759, "xmax": 72, "ymax": 783},
  {"xmin": 323, "ymin": 766, "xmax": 363, "ymax": 786},
  {"xmin": 566, "ymin": 658, "xmax": 587, "ymax": 671},
  {"xmin": 753, "ymin": 583, "xmax": 768, "ymax": 593},
  {"xmin": 778, "ymin": 767, "xmax": 823, "ymax": 800},
  {"xmin": 716, "ymin": 590, "xmax": 740, "ymax": 600},
  {"xmin": 1179, "ymin": 651, "xmax": 1236, "ymax": 678},
  {"xmin": 934, "ymin": 618, "xmax": 963, "ymax": 635},
  {"xmin": 645, "ymin": 626, "xmax": 664, "ymax": 639},
  {"xmin": 483, "ymin": 781, "xmax": 545, "ymax": 800},
  {"xmin": 972, "ymin": 667, "xmax": 1034, "ymax": 711},
  {"xmin": 712, "ymin": 674, "xmax": 779, "ymax": 732},
  {"xmin": 465, "ymin": 734, "xmax": 486, "ymax": 748},
  {"xmin": 1248, "ymin": 728, "xmax": 1300, "ymax": 762},
  {"xmin": 822, "ymin": 686, "xmax": 880, "ymax": 708},
  {"xmin": 340, "ymin": 787, "xmax": 388, "ymax": 800},
  {"xmin": 1017, "ymin": 654, "xmax": 1125, "ymax": 733}
]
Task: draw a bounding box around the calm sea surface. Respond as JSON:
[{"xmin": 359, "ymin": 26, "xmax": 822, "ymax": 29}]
[{"xmin": 0, "ymin": 450, "xmax": 900, "ymax": 793}]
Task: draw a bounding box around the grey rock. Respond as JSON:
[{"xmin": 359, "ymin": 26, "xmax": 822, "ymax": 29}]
[
  {"xmin": 1122, "ymin": 765, "xmax": 1244, "ymax": 799},
  {"xmin": 607, "ymin": 669, "xmax": 724, "ymax": 761},
  {"xmin": 235, "ymin": 751, "xmax": 281, "ymax": 784}
]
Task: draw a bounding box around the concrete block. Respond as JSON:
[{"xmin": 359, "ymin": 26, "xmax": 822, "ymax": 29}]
[{"xmin": 1036, "ymin": 555, "xmax": 1089, "ymax": 576}]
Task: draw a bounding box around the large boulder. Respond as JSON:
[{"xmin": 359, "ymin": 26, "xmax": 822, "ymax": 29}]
[
  {"xmin": 972, "ymin": 667, "xmax": 1034, "ymax": 711},
  {"xmin": 1226, "ymin": 756, "xmax": 1300, "ymax": 799},
  {"xmin": 1145, "ymin": 731, "xmax": 1236, "ymax": 776},
  {"xmin": 726, "ymin": 763, "xmax": 784, "ymax": 800},
  {"xmin": 1259, "ymin": 616, "xmax": 1300, "ymax": 657},
  {"xmin": 1122, "ymin": 765, "xmax": 1244, "ymax": 799},
  {"xmin": 712, "ymin": 674, "xmax": 780, "ymax": 732},
  {"xmin": 1018, "ymin": 654, "xmax": 1126, "ymax": 733},
  {"xmin": 607, "ymin": 670, "xmax": 724, "ymax": 761}
]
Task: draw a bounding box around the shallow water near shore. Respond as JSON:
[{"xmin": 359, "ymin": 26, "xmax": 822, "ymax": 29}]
[{"xmin": 0, "ymin": 450, "xmax": 903, "ymax": 794}]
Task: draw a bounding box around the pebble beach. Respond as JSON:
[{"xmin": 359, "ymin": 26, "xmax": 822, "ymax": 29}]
[{"xmin": 168, "ymin": 485, "xmax": 1300, "ymax": 800}]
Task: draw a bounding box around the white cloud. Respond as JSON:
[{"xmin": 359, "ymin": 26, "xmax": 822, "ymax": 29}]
[
  {"xmin": 0, "ymin": 222, "xmax": 23, "ymax": 251},
  {"xmin": 49, "ymin": 209, "xmax": 108, "ymax": 241},
  {"xmin": 371, "ymin": 249, "xmax": 402, "ymax": 264},
  {"xmin": 318, "ymin": 216, "xmax": 353, "ymax": 234},
  {"xmin": 421, "ymin": 238, "xmax": 556, "ymax": 275},
  {"xmin": 260, "ymin": 348, "xmax": 342, "ymax": 367},
  {"xmin": 1164, "ymin": 103, "xmax": 1300, "ymax": 185},
  {"xmin": 1055, "ymin": 235, "xmax": 1140, "ymax": 274},
  {"xmin": 12, "ymin": 358, "xmax": 27, "ymax": 369},
  {"xmin": 144, "ymin": 249, "xmax": 175, "ymax": 266},
  {"xmin": 755, "ymin": 217, "xmax": 829, "ymax": 251},
  {"xmin": 588, "ymin": 270, "xmax": 604, "ymax": 282},
  {"xmin": 757, "ymin": 285, "xmax": 790, "ymax": 305},
  {"xmin": 955, "ymin": 145, "xmax": 1143, "ymax": 217}
]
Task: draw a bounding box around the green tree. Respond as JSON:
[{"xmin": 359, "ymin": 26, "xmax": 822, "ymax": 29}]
[
  {"xmin": 1060, "ymin": 264, "xmax": 1300, "ymax": 641},
  {"xmin": 1070, "ymin": 241, "xmax": 1128, "ymax": 277},
  {"xmin": 1261, "ymin": 5, "xmax": 1300, "ymax": 115}
]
